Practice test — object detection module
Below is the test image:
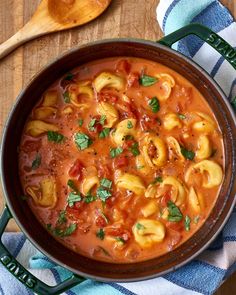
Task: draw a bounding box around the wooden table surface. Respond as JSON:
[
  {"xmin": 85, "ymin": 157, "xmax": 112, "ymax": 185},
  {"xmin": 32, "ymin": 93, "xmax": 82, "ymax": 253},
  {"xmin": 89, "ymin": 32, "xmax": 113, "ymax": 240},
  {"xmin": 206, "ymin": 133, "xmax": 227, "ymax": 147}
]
[{"xmin": 0, "ymin": 0, "xmax": 235, "ymax": 293}]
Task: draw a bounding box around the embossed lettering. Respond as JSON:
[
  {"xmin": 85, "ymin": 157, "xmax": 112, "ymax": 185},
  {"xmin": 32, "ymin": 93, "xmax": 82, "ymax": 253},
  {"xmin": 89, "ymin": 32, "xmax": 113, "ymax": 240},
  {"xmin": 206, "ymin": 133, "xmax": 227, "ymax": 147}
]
[
  {"xmin": 232, "ymin": 56, "xmax": 236, "ymax": 67},
  {"xmin": 215, "ymin": 38, "xmax": 224, "ymax": 49},
  {"xmin": 0, "ymin": 255, "xmax": 12, "ymax": 265},
  {"xmin": 226, "ymin": 48, "xmax": 236, "ymax": 59},
  {"xmin": 218, "ymin": 44, "xmax": 229, "ymax": 55},
  {"xmin": 206, "ymin": 33, "xmax": 217, "ymax": 44},
  {"xmin": 7, "ymin": 261, "xmax": 17, "ymax": 272},
  {"xmin": 26, "ymin": 278, "xmax": 37, "ymax": 289},
  {"xmin": 19, "ymin": 273, "xmax": 28, "ymax": 283}
]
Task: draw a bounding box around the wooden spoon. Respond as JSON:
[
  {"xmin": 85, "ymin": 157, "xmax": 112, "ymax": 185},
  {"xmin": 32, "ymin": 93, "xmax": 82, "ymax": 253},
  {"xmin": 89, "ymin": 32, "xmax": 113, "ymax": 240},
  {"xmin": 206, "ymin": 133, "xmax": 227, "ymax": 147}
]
[{"xmin": 0, "ymin": 0, "xmax": 111, "ymax": 60}]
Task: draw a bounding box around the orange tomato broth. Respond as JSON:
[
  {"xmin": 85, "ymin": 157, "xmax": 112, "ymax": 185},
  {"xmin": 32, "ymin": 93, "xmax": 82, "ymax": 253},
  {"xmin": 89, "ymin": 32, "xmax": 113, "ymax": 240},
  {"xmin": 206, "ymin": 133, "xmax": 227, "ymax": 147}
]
[{"xmin": 18, "ymin": 57, "xmax": 224, "ymax": 263}]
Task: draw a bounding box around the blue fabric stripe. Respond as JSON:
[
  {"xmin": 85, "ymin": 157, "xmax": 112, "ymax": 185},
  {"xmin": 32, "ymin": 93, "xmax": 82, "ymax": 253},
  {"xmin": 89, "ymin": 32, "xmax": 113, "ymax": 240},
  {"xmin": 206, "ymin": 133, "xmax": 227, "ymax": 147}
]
[
  {"xmin": 224, "ymin": 236, "xmax": 236, "ymax": 242},
  {"xmin": 229, "ymin": 78, "xmax": 236, "ymax": 100},
  {"xmin": 162, "ymin": 0, "xmax": 181, "ymax": 32},
  {"xmin": 12, "ymin": 235, "xmax": 26, "ymax": 258},
  {"xmin": 164, "ymin": 260, "xmax": 225, "ymax": 295},
  {"xmin": 0, "ymin": 283, "xmax": 5, "ymax": 295},
  {"xmin": 177, "ymin": 1, "xmax": 234, "ymax": 57},
  {"xmin": 211, "ymin": 47, "xmax": 236, "ymax": 77},
  {"xmin": 50, "ymin": 268, "xmax": 61, "ymax": 284},
  {"xmin": 108, "ymin": 283, "xmax": 137, "ymax": 295}
]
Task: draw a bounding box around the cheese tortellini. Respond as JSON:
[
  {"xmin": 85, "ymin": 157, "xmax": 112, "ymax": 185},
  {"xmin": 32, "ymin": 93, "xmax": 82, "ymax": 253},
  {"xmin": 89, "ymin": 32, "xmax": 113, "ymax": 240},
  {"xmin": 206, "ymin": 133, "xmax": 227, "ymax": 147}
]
[
  {"xmin": 161, "ymin": 176, "xmax": 186, "ymax": 206},
  {"xmin": 94, "ymin": 72, "xmax": 125, "ymax": 92},
  {"xmin": 142, "ymin": 134, "xmax": 167, "ymax": 168},
  {"xmin": 97, "ymin": 102, "xmax": 119, "ymax": 128},
  {"xmin": 69, "ymin": 80, "xmax": 93, "ymax": 110},
  {"xmin": 166, "ymin": 136, "xmax": 185, "ymax": 161},
  {"xmin": 163, "ymin": 113, "xmax": 182, "ymax": 130},
  {"xmin": 112, "ymin": 118, "xmax": 137, "ymax": 146},
  {"xmin": 133, "ymin": 219, "xmax": 165, "ymax": 248},
  {"xmin": 196, "ymin": 135, "xmax": 212, "ymax": 160},
  {"xmin": 116, "ymin": 173, "xmax": 145, "ymax": 195},
  {"xmin": 185, "ymin": 160, "xmax": 223, "ymax": 188},
  {"xmin": 81, "ymin": 166, "xmax": 99, "ymax": 195},
  {"xmin": 26, "ymin": 120, "xmax": 59, "ymax": 137},
  {"xmin": 34, "ymin": 106, "xmax": 57, "ymax": 120},
  {"xmin": 42, "ymin": 90, "xmax": 58, "ymax": 107},
  {"xmin": 192, "ymin": 112, "xmax": 215, "ymax": 134},
  {"xmin": 141, "ymin": 201, "xmax": 158, "ymax": 217},
  {"xmin": 188, "ymin": 187, "xmax": 204, "ymax": 214},
  {"xmin": 26, "ymin": 178, "xmax": 57, "ymax": 208},
  {"xmin": 155, "ymin": 73, "xmax": 175, "ymax": 101}
]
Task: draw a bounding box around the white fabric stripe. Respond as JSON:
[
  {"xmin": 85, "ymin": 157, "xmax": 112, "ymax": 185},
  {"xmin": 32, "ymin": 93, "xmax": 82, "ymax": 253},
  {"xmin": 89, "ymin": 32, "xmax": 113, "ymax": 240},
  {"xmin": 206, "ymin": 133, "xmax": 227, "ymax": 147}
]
[
  {"xmin": 156, "ymin": 0, "xmax": 174, "ymax": 29},
  {"xmin": 29, "ymin": 269, "xmax": 56, "ymax": 287},
  {"xmin": 193, "ymin": 22, "xmax": 236, "ymax": 73},
  {"xmin": 211, "ymin": 59, "xmax": 235, "ymax": 96},
  {"xmin": 198, "ymin": 242, "xmax": 236, "ymax": 270},
  {"xmin": 16, "ymin": 239, "xmax": 38, "ymax": 268},
  {"xmin": 118, "ymin": 277, "xmax": 202, "ymax": 295}
]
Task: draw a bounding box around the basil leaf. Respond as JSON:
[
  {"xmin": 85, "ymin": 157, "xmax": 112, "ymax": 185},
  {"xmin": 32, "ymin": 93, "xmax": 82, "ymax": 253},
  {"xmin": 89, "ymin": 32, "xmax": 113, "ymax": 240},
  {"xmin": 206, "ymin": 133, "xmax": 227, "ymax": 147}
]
[
  {"xmin": 74, "ymin": 133, "xmax": 93, "ymax": 150},
  {"xmin": 115, "ymin": 237, "xmax": 125, "ymax": 244},
  {"xmin": 139, "ymin": 75, "xmax": 158, "ymax": 87},
  {"xmin": 110, "ymin": 147, "xmax": 123, "ymax": 158},
  {"xmin": 96, "ymin": 228, "xmax": 105, "ymax": 240},
  {"xmin": 100, "ymin": 115, "xmax": 106, "ymax": 126},
  {"xmin": 31, "ymin": 153, "xmax": 41, "ymax": 170},
  {"xmin": 84, "ymin": 192, "xmax": 97, "ymax": 203},
  {"xmin": 180, "ymin": 146, "xmax": 195, "ymax": 160},
  {"xmin": 148, "ymin": 97, "xmax": 160, "ymax": 113},
  {"xmin": 78, "ymin": 119, "xmax": 83, "ymax": 127},
  {"xmin": 127, "ymin": 120, "xmax": 133, "ymax": 129},
  {"xmin": 64, "ymin": 72, "xmax": 74, "ymax": 81},
  {"xmin": 47, "ymin": 131, "xmax": 65, "ymax": 143},
  {"xmin": 97, "ymin": 187, "xmax": 112, "ymax": 202},
  {"xmin": 193, "ymin": 216, "xmax": 200, "ymax": 224},
  {"xmin": 67, "ymin": 192, "xmax": 82, "ymax": 207},
  {"xmin": 167, "ymin": 201, "xmax": 183, "ymax": 222},
  {"xmin": 184, "ymin": 215, "xmax": 191, "ymax": 231},
  {"xmin": 88, "ymin": 118, "xmax": 97, "ymax": 131},
  {"xmin": 152, "ymin": 176, "xmax": 163, "ymax": 184},
  {"xmin": 67, "ymin": 179, "xmax": 78, "ymax": 193},
  {"xmin": 136, "ymin": 223, "xmax": 146, "ymax": 230},
  {"xmin": 129, "ymin": 142, "xmax": 140, "ymax": 156},
  {"xmin": 54, "ymin": 223, "xmax": 77, "ymax": 237},
  {"xmin": 58, "ymin": 210, "xmax": 67, "ymax": 224},
  {"xmin": 100, "ymin": 178, "xmax": 112, "ymax": 189},
  {"xmin": 231, "ymin": 96, "xmax": 236, "ymax": 110},
  {"xmin": 177, "ymin": 113, "xmax": 186, "ymax": 120},
  {"xmin": 99, "ymin": 128, "xmax": 110, "ymax": 138},
  {"xmin": 63, "ymin": 91, "xmax": 71, "ymax": 103}
]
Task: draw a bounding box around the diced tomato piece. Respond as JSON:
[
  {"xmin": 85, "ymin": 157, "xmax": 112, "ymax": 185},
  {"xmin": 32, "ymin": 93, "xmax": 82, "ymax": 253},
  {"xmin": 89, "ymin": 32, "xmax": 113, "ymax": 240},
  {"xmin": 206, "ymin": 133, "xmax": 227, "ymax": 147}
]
[
  {"xmin": 148, "ymin": 143, "xmax": 156, "ymax": 157},
  {"xmin": 105, "ymin": 227, "xmax": 131, "ymax": 241},
  {"xmin": 122, "ymin": 139, "xmax": 135, "ymax": 149},
  {"xmin": 168, "ymin": 228, "xmax": 182, "ymax": 248},
  {"xmin": 127, "ymin": 73, "xmax": 140, "ymax": 88},
  {"xmin": 160, "ymin": 192, "xmax": 172, "ymax": 208},
  {"xmin": 95, "ymin": 215, "xmax": 107, "ymax": 228},
  {"xmin": 166, "ymin": 221, "xmax": 183, "ymax": 231},
  {"xmin": 140, "ymin": 115, "xmax": 160, "ymax": 131},
  {"xmin": 113, "ymin": 155, "xmax": 129, "ymax": 169},
  {"xmin": 21, "ymin": 140, "xmax": 41, "ymax": 153},
  {"xmin": 68, "ymin": 159, "xmax": 83, "ymax": 179},
  {"xmin": 98, "ymin": 92, "xmax": 119, "ymax": 103},
  {"xmin": 116, "ymin": 59, "xmax": 131, "ymax": 74},
  {"xmin": 66, "ymin": 203, "xmax": 84, "ymax": 220},
  {"xmin": 97, "ymin": 164, "xmax": 111, "ymax": 178}
]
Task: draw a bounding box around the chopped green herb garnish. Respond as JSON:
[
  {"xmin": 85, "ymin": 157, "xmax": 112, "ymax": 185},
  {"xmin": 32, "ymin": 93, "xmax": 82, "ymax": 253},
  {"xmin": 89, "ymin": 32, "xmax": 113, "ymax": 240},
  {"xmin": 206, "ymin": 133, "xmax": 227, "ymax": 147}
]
[
  {"xmin": 31, "ymin": 153, "xmax": 41, "ymax": 170},
  {"xmin": 136, "ymin": 165, "xmax": 145, "ymax": 170},
  {"xmin": 152, "ymin": 176, "xmax": 163, "ymax": 184},
  {"xmin": 99, "ymin": 210, "xmax": 109, "ymax": 224},
  {"xmin": 115, "ymin": 237, "xmax": 125, "ymax": 244},
  {"xmin": 139, "ymin": 75, "xmax": 158, "ymax": 87},
  {"xmin": 46, "ymin": 224, "xmax": 52, "ymax": 231},
  {"xmin": 63, "ymin": 91, "xmax": 71, "ymax": 103},
  {"xmin": 67, "ymin": 192, "xmax": 82, "ymax": 207},
  {"xmin": 58, "ymin": 210, "xmax": 67, "ymax": 224},
  {"xmin": 100, "ymin": 178, "xmax": 112, "ymax": 189},
  {"xmin": 64, "ymin": 72, "xmax": 74, "ymax": 81},
  {"xmin": 88, "ymin": 118, "xmax": 97, "ymax": 131},
  {"xmin": 97, "ymin": 246, "xmax": 111, "ymax": 256},
  {"xmin": 124, "ymin": 135, "xmax": 134, "ymax": 140},
  {"xmin": 127, "ymin": 120, "xmax": 133, "ymax": 129},
  {"xmin": 54, "ymin": 223, "xmax": 77, "ymax": 237},
  {"xmin": 96, "ymin": 228, "xmax": 105, "ymax": 240},
  {"xmin": 99, "ymin": 128, "xmax": 110, "ymax": 138},
  {"xmin": 184, "ymin": 215, "xmax": 191, "ymax": 231},
  {"xmin": 180, "ymin": 146, "xmax": 195, "ymax": 160},
  {"xmin": 167, "ymin": 201, "xmax": 183, "ymax": 222},
  {"xmin": 78, "ymin": 119, "xmax": 83, "ymax": 127},
  {"xmin": 193, "ymin": 216, "xmax": 200, "ymax": 224},
  {"xmin": 67, "ymin": 179, "xmax": 78, "ymax": 193},
  {"xmin": 74, "ymin": 133, "xmax": 93, "ymax": 150},
  {"xmin": 97, "ymin": 187, "xmax": 112, "ymax": 202},
  {"xmin": 84, "ymin": 192, "xmax": 97, "ymax": 203},
  {"xmin": 231, "ymin": 96, "xmax": 236, "ymax": 110},
  {"xmin": 47, "ymin": 131, "xmax": 65, "ymax": 143},
  {"xmin": 100, "ymin": 115, "xmax": 106, "ymax": 125},
  {"xmin": 129, "ymin": 142, "xmax": 140, "ymax": 156},
  {"xmin": 178, "ymin": 113, "xmax": 186, "ymax": 120},
  {"xmin": 110, "ymin": 146, "xmax": 123, "ymax": 158},
  {"xmin": 149, "ymin": 97, "xmax": 160, "ymax": 113},
  {"xmin": 136, "ymin": 223, "xmax": 146, "ymax": 230}
]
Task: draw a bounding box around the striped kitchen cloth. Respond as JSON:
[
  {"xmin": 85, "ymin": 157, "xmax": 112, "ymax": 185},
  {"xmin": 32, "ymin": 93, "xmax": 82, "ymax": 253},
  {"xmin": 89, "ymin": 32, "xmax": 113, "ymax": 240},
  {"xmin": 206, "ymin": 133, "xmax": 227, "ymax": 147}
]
[{"xmin": 0, "ymin": 1, "xmax": 236, "ymax": 295}]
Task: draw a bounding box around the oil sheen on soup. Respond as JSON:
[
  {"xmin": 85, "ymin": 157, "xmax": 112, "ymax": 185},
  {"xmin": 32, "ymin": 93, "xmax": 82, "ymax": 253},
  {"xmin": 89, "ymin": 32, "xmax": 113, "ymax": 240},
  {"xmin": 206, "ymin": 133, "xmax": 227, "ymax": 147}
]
[{"xmin": 19, "ymin": 57, "xmax": 224, "ymax": 263}]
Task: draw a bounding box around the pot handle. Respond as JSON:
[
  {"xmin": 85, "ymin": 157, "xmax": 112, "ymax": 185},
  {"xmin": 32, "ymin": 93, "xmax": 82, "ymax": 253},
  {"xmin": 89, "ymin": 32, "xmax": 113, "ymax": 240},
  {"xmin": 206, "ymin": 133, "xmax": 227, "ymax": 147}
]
[
  {"xmin": 158, "ymin": 23, "xmax": 236, "ymax": 71},
  {"xmin": 0, "ymin": 207, "xmax": 84, "ymax": 295}
]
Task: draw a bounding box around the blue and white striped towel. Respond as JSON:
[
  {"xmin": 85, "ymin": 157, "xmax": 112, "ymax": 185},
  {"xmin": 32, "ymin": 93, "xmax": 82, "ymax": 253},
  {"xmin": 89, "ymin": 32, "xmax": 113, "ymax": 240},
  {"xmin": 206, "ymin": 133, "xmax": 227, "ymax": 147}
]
[{"xmin": 0, "ymin": 1, "xmax": 236, "ymax": 294}]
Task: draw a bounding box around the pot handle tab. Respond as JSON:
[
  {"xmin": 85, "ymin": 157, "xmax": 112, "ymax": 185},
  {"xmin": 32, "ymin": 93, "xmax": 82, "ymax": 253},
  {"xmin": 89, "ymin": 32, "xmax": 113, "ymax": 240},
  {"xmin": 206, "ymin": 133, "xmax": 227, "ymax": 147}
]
[
  {"xmin": 0, "ymin": 207, "xmax": 84, "ymax": 295},
  {"xmin": 158, "ymin": 23, "xmax": 236, "ymax": 71}
]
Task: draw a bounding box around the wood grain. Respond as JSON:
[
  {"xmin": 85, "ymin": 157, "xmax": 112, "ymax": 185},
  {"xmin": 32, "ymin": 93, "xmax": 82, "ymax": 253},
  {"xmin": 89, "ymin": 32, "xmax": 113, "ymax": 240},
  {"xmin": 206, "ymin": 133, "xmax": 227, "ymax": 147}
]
[{"xmin": 0, "ymin": 0, "xmax": 235, "ymax": 293}]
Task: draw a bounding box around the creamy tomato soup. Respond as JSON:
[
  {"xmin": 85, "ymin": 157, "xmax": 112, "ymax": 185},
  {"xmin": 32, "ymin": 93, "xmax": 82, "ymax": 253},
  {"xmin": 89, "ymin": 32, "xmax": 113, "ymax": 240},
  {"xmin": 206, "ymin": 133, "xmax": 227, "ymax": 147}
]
[{"xmin": 18, "ymin": 57, "xmax": 224, "ymax": 263}]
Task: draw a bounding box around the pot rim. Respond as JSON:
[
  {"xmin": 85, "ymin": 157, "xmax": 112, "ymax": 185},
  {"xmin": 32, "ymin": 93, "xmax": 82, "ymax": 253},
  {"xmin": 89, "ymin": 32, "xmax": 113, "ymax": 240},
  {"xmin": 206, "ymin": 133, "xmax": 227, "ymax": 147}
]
[{"xmin": 1, "ymin": 38, "xmax": 236, "ymax": 282}]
